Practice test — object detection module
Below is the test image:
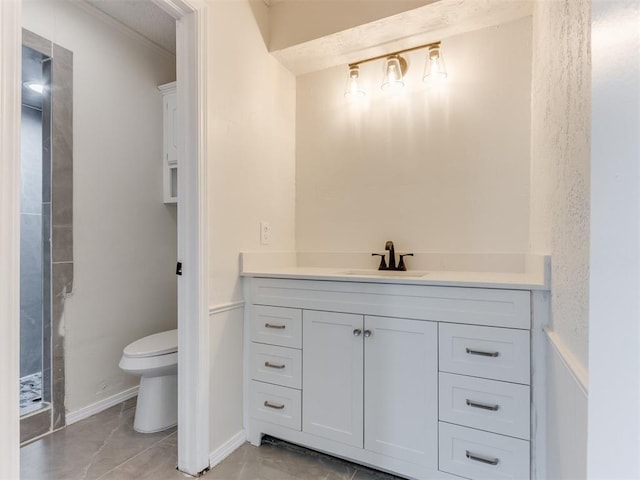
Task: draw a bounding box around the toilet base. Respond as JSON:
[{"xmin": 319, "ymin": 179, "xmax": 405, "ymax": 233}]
[{"xmin": 134, "ymin": 373, "xmax": 177, "ymax": 433}]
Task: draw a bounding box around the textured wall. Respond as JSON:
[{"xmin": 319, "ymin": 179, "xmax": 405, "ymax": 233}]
[
  {"xmin": 296, "ymin": 18, "xmax": 532, "ymax": 255},
  {"xmin": 530, "ymin": 0, "xmax": 591, "ymax": 368}
]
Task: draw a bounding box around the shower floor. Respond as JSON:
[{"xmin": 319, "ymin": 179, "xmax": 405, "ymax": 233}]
[{"xmin": 20, "ymin": 372, "xmax": 43, "ymax": 414}]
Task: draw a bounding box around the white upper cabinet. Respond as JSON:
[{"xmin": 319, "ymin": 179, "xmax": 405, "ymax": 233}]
[{"xmin": 158, "ymin": 81, "xmax": 177, "ymax": 204}]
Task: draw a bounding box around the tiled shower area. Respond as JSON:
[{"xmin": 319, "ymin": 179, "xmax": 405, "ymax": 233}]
[
  {"xmin": 20, "ymin": 44, "xmax": 50, "ymax": 417},
  {"xmin": 20, "ymin": 29, "xmax": 74, "ymax": 444}
]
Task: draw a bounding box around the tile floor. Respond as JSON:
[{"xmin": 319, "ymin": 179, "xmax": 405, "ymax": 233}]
[{"xmin": 21, "ymin": 398, "xmax": 404, "ymax": 480}]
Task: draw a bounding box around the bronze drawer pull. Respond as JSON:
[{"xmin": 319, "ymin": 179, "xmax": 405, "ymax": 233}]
[
  {"xmin": 466, "ymin": 348, "xmax": 500, "ymax": 357},
  {"xmin": 265, "ymin": 323, "xmax": 286, "ymax": 330},
  {"xmin": 466, "ymin": 399, "xmax": 500, "ymax": 411},
  {"xmin": 263, "ymin": 401, "xmax": 285, "ymax": 410},
  {"xmin": 264, "ymin": 362, "xmax": 285, "ymax": 369},
  {"xmin": 466, "ymin": 451, "xmax": 500, "ymax": 466}
]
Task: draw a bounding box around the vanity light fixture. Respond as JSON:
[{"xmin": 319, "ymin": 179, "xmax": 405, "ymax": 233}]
[{"xmin": 344, "ymin": 41, "xmax": 446, "ymax": 97}]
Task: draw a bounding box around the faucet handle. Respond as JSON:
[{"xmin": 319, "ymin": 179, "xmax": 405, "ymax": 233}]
[
  {"xmin": 398, "ymin": 253, "xmax": 414, "ymax": 271},
  {"xmin": 372, "ymin": 253, "xmax": 388, "ymax": 270}
]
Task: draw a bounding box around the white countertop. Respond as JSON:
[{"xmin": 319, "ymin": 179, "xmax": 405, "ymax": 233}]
[{"xmin": 240, "ymin": 261, "xmax": 550, "ymax": 291}]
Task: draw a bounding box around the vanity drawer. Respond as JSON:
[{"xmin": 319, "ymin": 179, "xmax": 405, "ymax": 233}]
[
  {"xmin": 439, "ymin": 373, "xmax": 530, "ymax": 439},
  {"xmin": 250, "ymin": 343, "xmax": 302, "ymax": 389},
  {"xmin": 439, "ymin": 422, "xmax": 530, "ymax": 480},
  {"xmin": 439, "ymin": 324, "xmax": 530, "ymax": 384},
  {"xmin": 249, "ymin": 381, "xmax": 301, "ymax": 431},
  {"xmin": 251, "ymin": 305, "xmax": 302, "ymax": 349}
]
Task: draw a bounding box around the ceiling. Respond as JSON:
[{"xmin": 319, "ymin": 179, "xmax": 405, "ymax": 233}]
[{"xmin": 84, "ymin": 0, "xmax": 176, "ymax": 54}]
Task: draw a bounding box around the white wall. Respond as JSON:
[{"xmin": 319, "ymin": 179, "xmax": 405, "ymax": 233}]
[
  {"xmin": 296, "ymin": 17, "xmax": 532, "ymax": 255},
  {"xmin": 546, "ymin": 333, "xmax": 588, "ymax": 480},
  {"xmin": 207, "ymin": 0, "xmax": 296, "ymax": 453},
  {"xmin": 22, "ymin": 0, "xmax": 177, "ymax": 414},
  {"xmin": 588, "ymin": 1, "xmax": 640, "ymax": 478},
  {"xmin": 529, "ymin": 0, "xmax": 591, "ymax": 477}
]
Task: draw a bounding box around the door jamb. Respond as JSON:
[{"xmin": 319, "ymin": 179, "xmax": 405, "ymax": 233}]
[{"xmin": 151, "ymin": 0, "xmax": 210, "ymax": 474}]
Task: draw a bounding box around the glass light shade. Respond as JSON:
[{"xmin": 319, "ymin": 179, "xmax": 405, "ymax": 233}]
[
  {"xmin": 381, "ymin": 55, "xmax": 405, "ymax": 91},
  {"xmin": 344, "ymin": 65, "xmax": 365, "ymax": 98},
  {"xmin": 423, "ymin": 45, "xmax": 447, "ymax": 82}
]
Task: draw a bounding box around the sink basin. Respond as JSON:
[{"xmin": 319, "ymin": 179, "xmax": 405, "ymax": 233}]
[{"xmin": 340, "ymin": 269, "xmax": 428, "ymax": 278}]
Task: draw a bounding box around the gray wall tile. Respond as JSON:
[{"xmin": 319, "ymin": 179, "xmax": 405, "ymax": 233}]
[
  {"xmin": 51, "ymin": 45, "xmax": 73, "ymax": 227},
  {"xmin": 20, "ymin": 106, "xmax": 43, "ymax": 215},
  {"xmin": 20, "ymin": 408, "xmax": 51, "ymax": 444},
  {"xmin": 42, "ymin": 59, "xmax": 52, "ymax": 204},
  {"xmin": 52, "ymin": 225, "xmax": 73, "ymax": 263},
  {"xmin": 51, "ymin": 261, "xmax": 72, "ymax": 429},
  {"xmin": 23, "ymin": 29, "xmax": 52, "ymax": 57},
  {"xmin": 20, "ymin": 214, "xmax": 43, "ymax": 377}
]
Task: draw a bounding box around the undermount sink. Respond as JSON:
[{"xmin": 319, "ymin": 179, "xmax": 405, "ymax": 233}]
[{"xmin": 340, "ymin": 269, "xmax": 428, "ymax": 278}]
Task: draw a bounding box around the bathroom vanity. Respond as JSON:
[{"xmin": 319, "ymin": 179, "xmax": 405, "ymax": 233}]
[{"xmin": 242, "ymin": 257, "xmax": 549, "ymax": 480}]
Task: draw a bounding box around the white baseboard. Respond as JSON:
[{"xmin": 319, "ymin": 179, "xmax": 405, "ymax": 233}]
[
  {"xmin": 66, "ymin": 386, "xmax": 139, "ymax": 426},
  {"xmin": 209, "ymin": 430, "xmax": 246, "ymax": 468}
]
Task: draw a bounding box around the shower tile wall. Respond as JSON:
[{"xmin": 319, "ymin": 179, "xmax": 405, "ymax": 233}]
[{"xmin": 20, "ymin": 105, "xmax": 45, "ymax": 379}]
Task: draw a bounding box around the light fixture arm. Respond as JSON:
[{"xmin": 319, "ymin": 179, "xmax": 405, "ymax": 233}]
[{"xmin": 348, "ymin": 41, "xmax": 441, "ymax": 69}]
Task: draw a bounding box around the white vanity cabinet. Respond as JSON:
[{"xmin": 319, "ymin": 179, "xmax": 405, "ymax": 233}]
[
  {"xmin": 244, "ymin": 277, "xmax": 536, "ymax": 480},
  {"xmin": 303, "ymin": 311, "xmax": 438, "ymax": 469},
  {"xmin": 158, "ymin": 81, "xmax": 177, "ymax": 204}
]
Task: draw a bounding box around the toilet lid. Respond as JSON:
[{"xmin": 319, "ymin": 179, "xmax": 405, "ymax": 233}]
[{"xmin": 123, "ymin": 329, "xmax": 178, "ymax": 358}]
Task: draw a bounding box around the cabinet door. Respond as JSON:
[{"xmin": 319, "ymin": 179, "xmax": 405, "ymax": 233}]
[
  {"xmin": 364, "ymin": 316, "xmax": 438, "ymax": 468},
  {"xmin": 303, "ymin": 310, "xmax": 364, "ymax": 447},
  {"xmin": 164, "ymin": 92, "xmax": 178, "ymax": 165}
]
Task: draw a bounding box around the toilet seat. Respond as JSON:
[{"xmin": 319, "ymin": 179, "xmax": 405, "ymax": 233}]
[{"xmin": 123, "ymin": 329, "xmax": 177, "ymax": 358}]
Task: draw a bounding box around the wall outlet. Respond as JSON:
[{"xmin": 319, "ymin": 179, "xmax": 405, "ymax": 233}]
[{"xmin": 260, "ymin": 221, "xmax": 271, "ymax": 245}]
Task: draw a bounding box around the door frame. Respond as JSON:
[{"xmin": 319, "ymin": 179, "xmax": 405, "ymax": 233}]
[
  {"xmin": 152, "ymin": 0, "xmax": 210, "ymax": 474},
  {"xmin": 0, "ymin": 0, "xmax": 211, "ymax": 476},
  {"xmin": 0, "ymin": 0, "xmax": 22, "ymax": 477}
]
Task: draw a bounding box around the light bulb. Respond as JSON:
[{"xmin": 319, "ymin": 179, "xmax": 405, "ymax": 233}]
[
  {"xmin": 24, "ymin": 82, "xmax": 44, "ymax": 94},
  {"xmin": 381, "ymin": 55, "xmax": 406, "ymax": 92},
  {"xmin": 423, "ymin": 45, "xmax": 447, "ymax": 83},
  {"xmin": 344, "ymin": 65, "xmax": 365, "ymax": 99}
]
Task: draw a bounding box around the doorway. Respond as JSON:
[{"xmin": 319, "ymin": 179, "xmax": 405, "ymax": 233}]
[{"xmin": 0, "ymin": 0, "xmax": 209, "ymax": 475}]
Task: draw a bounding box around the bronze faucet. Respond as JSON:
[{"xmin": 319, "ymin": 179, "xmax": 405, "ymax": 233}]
[{"xmin": 372, "ymin": 241, "xmax": 413, "ymax": 271}]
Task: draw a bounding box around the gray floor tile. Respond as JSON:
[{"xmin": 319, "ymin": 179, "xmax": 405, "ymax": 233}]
[
  {"xmin": 21, "ymin": 400, "xmax": 175, "ymax": 480},
  {"xmin": 207, "ymin": 443, "xmax": 358, "ymax": 480},
  {"xmin": 97, "ymin": 433, "xmax": 189, "ymax": 480},
  {"xmin": 21, "ymin": 399, "xmax": 406, "ymax": 480}
]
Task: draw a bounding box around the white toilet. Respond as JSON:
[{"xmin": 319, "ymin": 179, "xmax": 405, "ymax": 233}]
[{"xmin": 119, "ymin": 329, "xmax": 178, "ymax": 433}]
